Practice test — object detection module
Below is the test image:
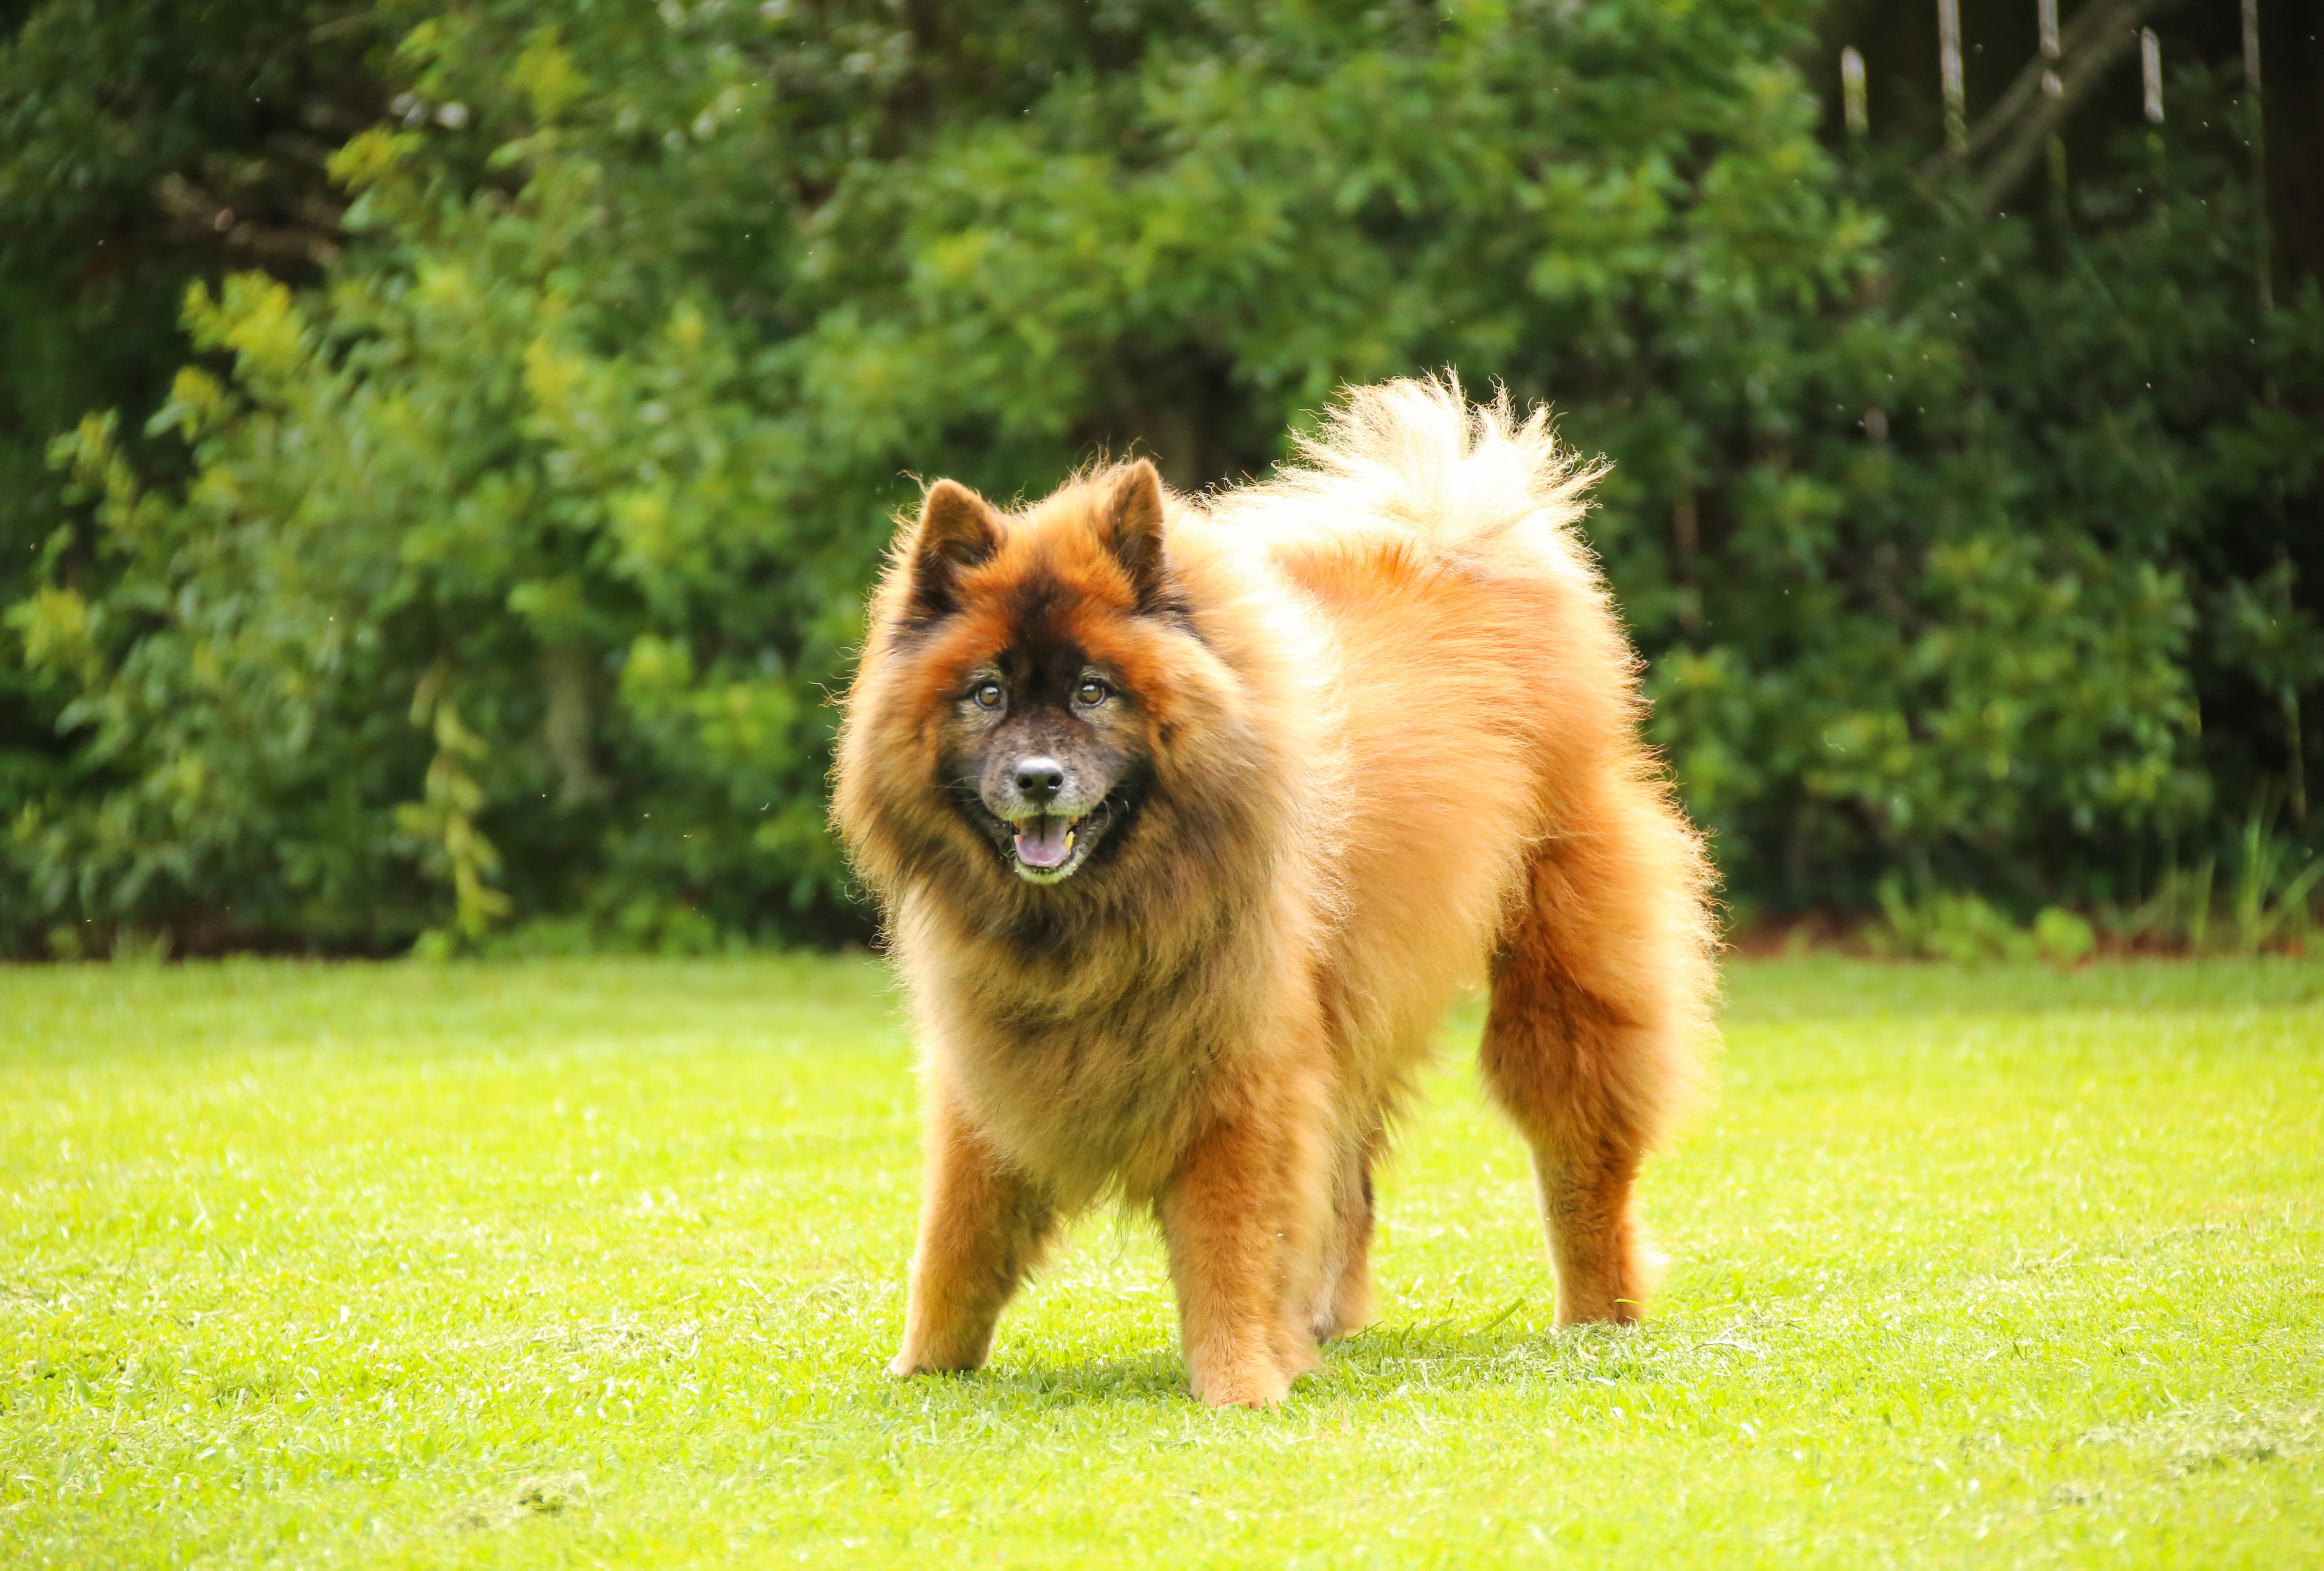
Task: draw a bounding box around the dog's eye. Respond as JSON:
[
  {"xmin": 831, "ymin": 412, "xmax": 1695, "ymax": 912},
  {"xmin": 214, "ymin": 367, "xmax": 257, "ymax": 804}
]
[
  {"xmin": 971, "ymin": 682, "xmax": 1005, "ymax": 711},
  {"xmin": 1075, "ymin": 678, "xmax": 1110, "ymax": 708}
]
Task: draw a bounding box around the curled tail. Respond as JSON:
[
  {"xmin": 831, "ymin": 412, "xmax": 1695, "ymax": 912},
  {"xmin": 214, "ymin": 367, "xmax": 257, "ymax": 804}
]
[{"xmin": 1227, "ymin": 373, "xmax": 1608, "ymax": 586}]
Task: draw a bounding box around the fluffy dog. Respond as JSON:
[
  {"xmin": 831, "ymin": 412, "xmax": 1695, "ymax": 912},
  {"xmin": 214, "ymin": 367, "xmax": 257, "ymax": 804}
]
[{"xmin": 832, "ymin": 377, "xmax": 1717, "ymax": 1408}]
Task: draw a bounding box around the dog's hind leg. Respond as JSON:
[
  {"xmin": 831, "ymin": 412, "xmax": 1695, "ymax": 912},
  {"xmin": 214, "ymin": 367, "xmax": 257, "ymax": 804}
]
[
  {"xmin": 1479, "ymin": 799, "xmax": 1712, "ymax": 1327},
  {"xmin": 1305, "ymin": 1118, "xmax": 1382, "ymax": 1342},
  {"xmin": 890, "ymin": 1081, "xmax": 1057, "ymax": 1376}
]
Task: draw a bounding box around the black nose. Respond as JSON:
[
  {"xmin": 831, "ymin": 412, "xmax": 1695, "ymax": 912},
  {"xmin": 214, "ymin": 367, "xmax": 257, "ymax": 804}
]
[{"xmin": 1014, "ymin": 756, "xmax": 1066, "ymax": 805}]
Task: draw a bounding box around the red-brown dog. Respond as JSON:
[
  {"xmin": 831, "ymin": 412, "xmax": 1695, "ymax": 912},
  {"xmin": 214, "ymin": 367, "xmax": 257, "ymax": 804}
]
[{"xmin": 834, "ymin": 377, "xmax": 1717, "ymax": 1407}]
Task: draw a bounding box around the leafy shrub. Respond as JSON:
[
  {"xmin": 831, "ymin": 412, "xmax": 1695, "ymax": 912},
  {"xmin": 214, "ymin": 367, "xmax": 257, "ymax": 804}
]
[
  {"xmin": 2, "ymin": 3, "xmax": 2318, "ymax": 954},
  {"xmin": 1868, "ymin": 880, "xmax": 2036, "ymax": 965},
  {"xmin": 2032, "ymin": 907, "xmax": 2098, "ymax": 967}
]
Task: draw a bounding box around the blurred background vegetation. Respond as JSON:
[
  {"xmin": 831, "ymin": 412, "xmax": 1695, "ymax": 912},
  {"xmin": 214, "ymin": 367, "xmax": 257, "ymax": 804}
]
[{"xmin": 3, "ymin": 0, "xmax": 2319, "ymax": 960}]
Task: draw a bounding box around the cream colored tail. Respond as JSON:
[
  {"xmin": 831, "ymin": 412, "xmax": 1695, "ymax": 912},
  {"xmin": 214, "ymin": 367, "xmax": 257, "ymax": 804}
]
[{"xmin": 1244, "ymin": 374, "xmax": 1607, "ymax": 580}]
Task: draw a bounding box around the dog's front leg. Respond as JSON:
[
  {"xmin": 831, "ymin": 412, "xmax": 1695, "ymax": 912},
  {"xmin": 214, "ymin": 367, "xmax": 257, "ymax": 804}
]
[
  {"xmin": 1159, "ymin": 1107, "xmax": 1327, "ymax": 1409},
  {"xmin": 890, "ymin": 1082, "xmax": 1055, "ymax": 1377}
]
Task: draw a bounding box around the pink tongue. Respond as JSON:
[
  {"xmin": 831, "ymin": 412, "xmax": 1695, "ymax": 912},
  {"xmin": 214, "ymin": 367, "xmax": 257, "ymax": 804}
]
[{"xmin": 1014, "ymin": 817, "xmax": 1072, "ymax": 869}]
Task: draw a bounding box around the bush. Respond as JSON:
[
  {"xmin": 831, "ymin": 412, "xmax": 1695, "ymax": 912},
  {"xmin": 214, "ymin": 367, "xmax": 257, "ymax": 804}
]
[{"xmin": 4, "ymin": 2, "xmax": 2319, "ymax": 954}]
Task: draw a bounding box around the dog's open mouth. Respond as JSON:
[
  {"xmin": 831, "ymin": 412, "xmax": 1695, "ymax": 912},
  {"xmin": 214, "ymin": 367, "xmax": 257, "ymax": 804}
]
[
  {"xmin": 1009, "ymin": 807, "xmax": 1102, "ymax": 884},
  {"xmin": 959, "ymin": 779, "xmax": 1140, "ymax": 888}
]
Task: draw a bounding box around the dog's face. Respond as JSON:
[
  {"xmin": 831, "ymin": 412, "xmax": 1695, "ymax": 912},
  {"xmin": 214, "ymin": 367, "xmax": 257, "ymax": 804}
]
[
  {"xmin": 855, "ymin": 461, "xmax": 1189, "ymax": 894},
  {"xmin": 942, "ymin": 620, "xmax": 1150, "ymax": 886}
]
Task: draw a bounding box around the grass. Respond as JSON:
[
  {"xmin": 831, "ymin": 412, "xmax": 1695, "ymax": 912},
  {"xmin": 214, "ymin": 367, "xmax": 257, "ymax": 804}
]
[{"xmin": 3, "ymin": 955, "xmax": 2320, "ymax": 1568}]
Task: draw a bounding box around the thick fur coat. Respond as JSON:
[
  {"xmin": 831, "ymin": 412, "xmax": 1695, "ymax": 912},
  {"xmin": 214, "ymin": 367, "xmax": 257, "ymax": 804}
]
[{"xmin": 832, "ymin": 377, "xmax": 1717, "ymax": 1408}]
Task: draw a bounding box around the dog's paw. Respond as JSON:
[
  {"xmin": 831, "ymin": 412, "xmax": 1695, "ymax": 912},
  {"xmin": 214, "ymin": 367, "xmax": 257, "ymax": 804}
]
[
  {"xmin": 888, "ymin": 1336, "xmax": 989, "ymax": 1377},
  {"xmin": 887, "ymin": 1348, "xmax": 972, "ymax": 1378},
  {"xmin": 1198, "ymin": 1380, "xmax": 1287, "ymax": 1410},
  {"xmin": 1192, "ymin": 1361, "xmax": 1292, "ymax": 1410}
]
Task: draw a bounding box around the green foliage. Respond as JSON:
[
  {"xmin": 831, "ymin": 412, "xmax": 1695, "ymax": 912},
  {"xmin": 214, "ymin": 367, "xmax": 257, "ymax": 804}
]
[
  {"xmin": 0, "ymin": 1, "xmax": 382, "ymax": 943},
  {"xmin": 2227, "ymin": 810, "xmax": 2324, "ymax": 955},
  {"xmin": 2102, "ymin": 859, "xmax": 2221, "ymax": 956},
  {"xmin": 2032, "ymin": 904, "xmax": 2097, "ymax": 966},
  {"xmin": 1873, "ymin": 811, "xmax": 2319, "ymax": 962},
  {"xmin": 3, "ymin": 2, "xmax": 2319, "ymax": 953},
  {"xmin": 1868, "ymin": 878, "xmax": 2037, "ymax": 964}
]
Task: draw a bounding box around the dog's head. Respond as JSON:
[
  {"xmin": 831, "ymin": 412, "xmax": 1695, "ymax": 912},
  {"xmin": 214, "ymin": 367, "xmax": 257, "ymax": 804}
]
[
  {"xmin": 904, "ymin": 463, "xmax": 1168, "ymax": 888},
  {"xmin": 836, "ymin": 460, "xmax": 1233, "ymax": 911}
]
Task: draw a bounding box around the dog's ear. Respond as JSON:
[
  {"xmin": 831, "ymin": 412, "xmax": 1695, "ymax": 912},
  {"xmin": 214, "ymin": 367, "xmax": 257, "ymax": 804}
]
[
  {"xmin": 904, "ymin": 480, "xmax": 1002, "ymax": 620},
  {"xmin": 1101, "ymin": 460, "xmax": 1171, "ymax": 611}
]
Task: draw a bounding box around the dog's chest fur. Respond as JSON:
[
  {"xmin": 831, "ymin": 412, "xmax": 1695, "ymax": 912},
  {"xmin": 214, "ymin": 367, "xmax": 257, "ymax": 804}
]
[{"xmin": 910, "ymin": 907, "xmax": 1275, "ymax": 1198}]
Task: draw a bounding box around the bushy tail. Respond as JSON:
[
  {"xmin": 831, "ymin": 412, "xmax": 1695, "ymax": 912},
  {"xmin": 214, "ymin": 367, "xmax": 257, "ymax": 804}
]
[{"xmin": 1228, "ymin": 373, "xmax": 1607, "ymax": 580}]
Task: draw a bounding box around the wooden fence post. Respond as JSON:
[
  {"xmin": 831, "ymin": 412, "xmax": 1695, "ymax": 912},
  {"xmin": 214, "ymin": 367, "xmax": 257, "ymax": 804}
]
[{"xmin": 1939, "ymin": 0, "xmax": 1968, "ymax": 153}]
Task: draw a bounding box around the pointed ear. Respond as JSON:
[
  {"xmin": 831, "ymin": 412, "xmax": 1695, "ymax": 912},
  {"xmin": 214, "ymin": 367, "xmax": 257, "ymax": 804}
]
[
  {"xmin": 904, "ymin": 479, "xmax": 1001, "ymax": 620},
  {"xmin": 1100, "ymin": 460, "xmax": 1171, "ymax": 611}
]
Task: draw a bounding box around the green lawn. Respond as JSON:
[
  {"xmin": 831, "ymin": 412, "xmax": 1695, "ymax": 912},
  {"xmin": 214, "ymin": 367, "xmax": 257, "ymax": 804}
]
[{"xmin": 3, "ymin": 956, "xmax": 2320, "ymax": 1567}]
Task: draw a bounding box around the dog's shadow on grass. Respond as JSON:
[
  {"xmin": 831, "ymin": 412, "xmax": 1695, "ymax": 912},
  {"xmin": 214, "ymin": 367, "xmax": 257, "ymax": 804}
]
[
  {"xmin": 1315, "ymin": 1302, "xmax": 1647, "ymax": 1395},
  {"xmin": 895, "ymin": 1352, "xmax": 1198, "ymax": 1414},
  {"xmin": 909, "ymin": 1301, "xmax": 1668, "ymax": 1414}
]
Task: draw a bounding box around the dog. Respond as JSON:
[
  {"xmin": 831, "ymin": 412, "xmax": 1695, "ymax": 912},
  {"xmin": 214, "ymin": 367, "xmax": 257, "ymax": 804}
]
[{"xmin": 832, "ymin": 376, "xmax": 1717, "ymax": 1408}]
